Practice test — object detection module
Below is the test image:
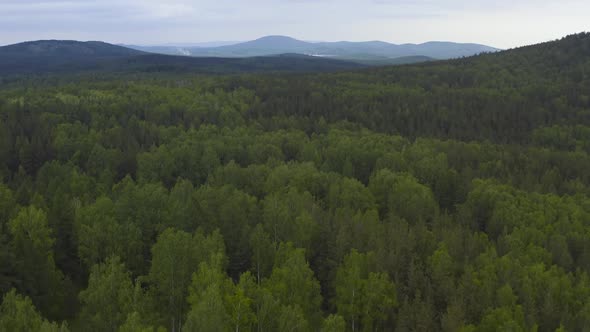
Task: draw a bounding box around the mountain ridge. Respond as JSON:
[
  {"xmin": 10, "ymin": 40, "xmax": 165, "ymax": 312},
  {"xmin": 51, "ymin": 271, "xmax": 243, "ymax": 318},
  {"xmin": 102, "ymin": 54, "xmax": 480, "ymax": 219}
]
[
  {"xmin": 0, "ymin": 40, "xmax": 145, "ymax": 57},
  {"xmin": 125, "ymin": 35, "xmax": 500, "ymax": 60},
  {"xmin": 0, "ymin": 40, "xmax": 366, "ymax": 75}
]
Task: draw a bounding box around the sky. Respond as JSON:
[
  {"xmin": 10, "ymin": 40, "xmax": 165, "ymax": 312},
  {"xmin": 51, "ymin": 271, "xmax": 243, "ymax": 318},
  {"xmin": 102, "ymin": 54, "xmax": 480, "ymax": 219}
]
[{"xmin": 1, "ymin": 0, "xmax": 589, "ymax": 49}]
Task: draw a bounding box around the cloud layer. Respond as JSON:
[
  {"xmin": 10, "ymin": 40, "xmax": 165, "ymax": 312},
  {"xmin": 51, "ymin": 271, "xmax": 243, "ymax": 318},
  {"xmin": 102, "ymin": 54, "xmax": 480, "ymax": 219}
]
[{"xmin": 1, "ymin": 0, "xmax": 589, "ymax": 48}]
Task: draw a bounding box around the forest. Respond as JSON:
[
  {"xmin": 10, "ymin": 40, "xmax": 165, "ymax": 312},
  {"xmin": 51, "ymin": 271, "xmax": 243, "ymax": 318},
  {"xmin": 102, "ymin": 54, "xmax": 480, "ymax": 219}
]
[{"xmin": 1, "ymin": 33, "xmax": 590, "ymax": 331}]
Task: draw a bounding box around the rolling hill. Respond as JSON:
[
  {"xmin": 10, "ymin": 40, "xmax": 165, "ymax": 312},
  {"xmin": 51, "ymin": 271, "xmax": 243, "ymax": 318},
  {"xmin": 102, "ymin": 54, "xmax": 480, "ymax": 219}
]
[
  {"xmin": 0, "ymin": 40, "xmax": 146, "ymax": 74},
  {"xmin": 0, "ymin": 40, "xmax": 365, "ymax": 76},
  {"xmin": 0, "ymin": 40, "xmax": 144, "ymax": 57},
  {"xmin": 1, "ymin": 32, "xmax": 590, "ymax": 332},
  {"xmin": 126, "ymin": 35, "xmax": 499, "ymax": 60}
]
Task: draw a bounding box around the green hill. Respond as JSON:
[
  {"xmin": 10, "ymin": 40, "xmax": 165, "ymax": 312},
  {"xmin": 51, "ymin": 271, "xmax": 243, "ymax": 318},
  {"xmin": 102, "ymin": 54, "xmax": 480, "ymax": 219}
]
[
  {"xmin": 0, "ymin": 40, "xmax": 365, "ymax": 76},
  {"xmin": 127, "ymin": 35, "xmax": 499, "ymax": 60},
  {"xmin": 0, "ymin": 40, "xmax": 144, "ymax": 57},
  {"xmin": 237, "ymin": 32, "xmax": 590, "ymax": 143},
  {"xmin": 1, "ymin": 33, "xmax": 590, "ymax": 332}
]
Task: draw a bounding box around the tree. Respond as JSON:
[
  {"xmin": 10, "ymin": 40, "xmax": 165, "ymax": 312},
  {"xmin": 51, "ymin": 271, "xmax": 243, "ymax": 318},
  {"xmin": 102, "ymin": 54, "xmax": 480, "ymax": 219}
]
[
  {"xmin": 262, "ymin": 189, "xmax": 318, "ymax": 246},
  {"xmin": 334, "ymin": 250, "xmax": 397, "ymax": 331},
  {"xmin": 0, "ymin": 289, "xmax": 68, "ymax": 332},
  {"xmin": 112, "ymin": 180, "xmax": 170, "ymax": 274},
  {"xmin": 0, "ymin": 185, "xmax": 16, "ymax": 294},
  {"xmin": 249, "ymin": 224, "xmax": 275, "ymax": 283},
  {"xmin": 226, "ymin": 272, "xmax": 257, "ymax": 332},
  {"xmin": 327, "ymin": 177, "xmax": 376, "ymax": 213},
  {"xmin": 8, "ymin": 206, "xmax": 65, "ymax": 319},
  {"xmin": 428, "ymin": 244, "xmax": 456, "ymax": 311},
  {"xmin": 194, "ymin": 185, "xmax": 259, "ymax": 276},
  {"xmin": 0, "ymin": 183, "xmax": 15, "ymax": 225},
  {"xmin": 119, "ymin": 312, "xmax": 159, "ymax": 332},
  {"xmin": 147, "ymin": 229, "xmax": 195, "ymax": 332},
  {"xmin": 396, "ymin": 292, "xmax": 437, "ymax": 332},
  {"xmin": 477, "ymin": 306, "xmax": 527, "ymax": 332},
  {"xmin": 148, "ymin": 228, "xmax": 227, "ymax": 332},
  {"xmin": 79, "ymin": 256, "xmax": 134, "ymax": 332},
  {"xmin": 369, "ymin": 170, "xmax": 438, "ymax": 223},
  {"xmin": 75, "ymin": 197, "xmax": 143, "ymax": 274},
  {"xmin": 165, "ymin": 179, "xmax": 197, "ymax": 232},
  {"xmin": 277, "ymin": 305, "xmax": 309, "ymax": 332},
  {"xmin": 322, "ymin": 314, "xmax": 346, "ymax": 332},
  {"xmin": 0, "ymin": 289, "xmax": 44, "ymax": 332},
  {"xmin": 363, "ymin": 272, "xmax": 397, "ymax": 331},
  {"xmin": 334, "ymin": 250, "xmax": 370, "ymax": 332},
  {"xmin": 184, "ymin": 285, "xmax": 230, "ymax": 332},
  {"xmin": 184, "ymin": 254, "xmax": 232, "ymax": 332},
  {"xmin": 265, "ymin": 243, "xmax": 322, "ymax": 328},
  {"xmin": 0, "ymin": 228, "xmax": 15, "ymax": 295},
  {"xmin": 254, "ymin": 287, "xmax": 281, "ymax": 332}
]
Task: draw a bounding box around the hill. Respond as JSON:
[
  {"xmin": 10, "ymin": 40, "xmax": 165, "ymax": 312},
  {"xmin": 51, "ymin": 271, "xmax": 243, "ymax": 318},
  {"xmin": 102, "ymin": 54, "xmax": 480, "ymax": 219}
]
[
  {"xmin": 126, "ymin": 35, "xmax": 499, "ymax": 60},
  {"xmin": 0, "ymin": 40, "xmax": 145, "ymax": 74},
  {"xmin": 0, "ymin": 40, "xmax": 144, "ymax": 57},
  {"xmin": 119, "ymin": 53, "xmax": 365, "ymax": 74},
  {"xmin": 238, "ymin": 32, "xmax": 590, "ymax": 144},
  {"xmin": 0, "ymin": 40, "xmax": 365, "ymax": 76},
  {"xmin": 349, "ymin": 55, "xmax": 435, "ymax": 66},
  {"xmin": 1, "ymin": 33, "xmax": 590, "ymax": 332}
]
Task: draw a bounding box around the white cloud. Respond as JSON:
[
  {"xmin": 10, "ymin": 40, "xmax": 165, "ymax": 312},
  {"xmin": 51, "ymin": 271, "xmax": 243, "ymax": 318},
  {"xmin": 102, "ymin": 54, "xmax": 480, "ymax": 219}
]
[{"xmin": 0, "ymin": 0, "xmax": 588, "ymax": 48}]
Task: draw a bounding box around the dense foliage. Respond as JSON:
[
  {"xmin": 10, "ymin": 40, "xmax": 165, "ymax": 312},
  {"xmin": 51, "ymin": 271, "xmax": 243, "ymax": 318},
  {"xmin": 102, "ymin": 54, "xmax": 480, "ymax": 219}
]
[
  {"xmin": 0, "ymin": 41, "xmax": 364, "ymax": 76},
  {"xmin": 1, "ymin": 33, "xmax": 590, "ymax": 331}
]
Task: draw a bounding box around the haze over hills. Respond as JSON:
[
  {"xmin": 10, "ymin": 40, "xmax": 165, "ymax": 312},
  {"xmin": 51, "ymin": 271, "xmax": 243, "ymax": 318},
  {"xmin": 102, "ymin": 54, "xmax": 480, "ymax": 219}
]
[
  {"xmin": 0, "ymin": 40, "xmax": 365, "ymax": 76},
  {"xmin": 125, "ymin": 35, "xmax": 499, "ymax": 61},
  {"xmin": 121, "ymin": 41, "xmax": 241, "ymax": 56},
  {"xmin": 0, "ymin": 36, "xmax": 498, "ymax": 76}
]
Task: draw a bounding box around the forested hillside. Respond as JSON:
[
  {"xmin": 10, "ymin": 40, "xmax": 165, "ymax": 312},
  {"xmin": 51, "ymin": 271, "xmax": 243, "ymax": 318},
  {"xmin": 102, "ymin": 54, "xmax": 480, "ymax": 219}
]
[
  {"xmin": 0, "ymin": 41, "xmax": 364, "ymax": 76},
  {"xmin": 1, "ymin": 33, "xmax": 590, "ymax": 331},
  {"xmin": 126, "ymin": 35, "xmax": 498, "ymax": 60}
]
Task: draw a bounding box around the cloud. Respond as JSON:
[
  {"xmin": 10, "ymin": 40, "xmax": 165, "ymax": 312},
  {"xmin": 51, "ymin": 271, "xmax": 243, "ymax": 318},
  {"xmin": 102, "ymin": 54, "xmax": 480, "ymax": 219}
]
[{"xmin": 0, "ymin": 0, "xmax": 588, "ymax": 48}]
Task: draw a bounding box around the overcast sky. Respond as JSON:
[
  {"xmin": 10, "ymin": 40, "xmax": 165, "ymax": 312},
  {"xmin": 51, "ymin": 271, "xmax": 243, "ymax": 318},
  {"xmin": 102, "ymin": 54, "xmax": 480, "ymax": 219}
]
[{"xmin": 1, "ymin": 0, "xmax": 589, "ymax": 49}]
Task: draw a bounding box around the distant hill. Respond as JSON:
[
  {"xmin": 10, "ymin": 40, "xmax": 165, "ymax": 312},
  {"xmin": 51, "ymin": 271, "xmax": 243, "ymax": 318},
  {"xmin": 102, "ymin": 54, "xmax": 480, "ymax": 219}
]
[
  {"xmin": 237, "ymin": 32, "xmax": 590, "ymax": 144},
  {"xmin": 0, "ymin": 40, "xmax": 144, "ymax": 57},
  {"xmin": 0, "ymin": 40, "xmax": 365, "ymax": 76},
  {"xmin": 0, "ymin": 40, "xmax": 146, "ymax": 74},
  {"xmin": 119, "ymin": 53, "xmax": 365, "ymax": 74},
  {"xmin": 121, "ymin": 41, "xmax": 241, "ymax": 55},
  {"xmin": 347, "ymin": 55, "xmax": 435, "ymax": 66},
  {"xmin": 125, "ymin": 35, "xmax": 499, "ymax": 60}
]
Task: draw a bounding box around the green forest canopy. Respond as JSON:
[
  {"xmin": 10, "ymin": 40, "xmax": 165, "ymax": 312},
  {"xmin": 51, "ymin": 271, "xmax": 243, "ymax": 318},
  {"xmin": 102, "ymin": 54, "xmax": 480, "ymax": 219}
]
[{"xmin": 1, "ymin": 33, "xmax": 590, "ymax": 331}]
